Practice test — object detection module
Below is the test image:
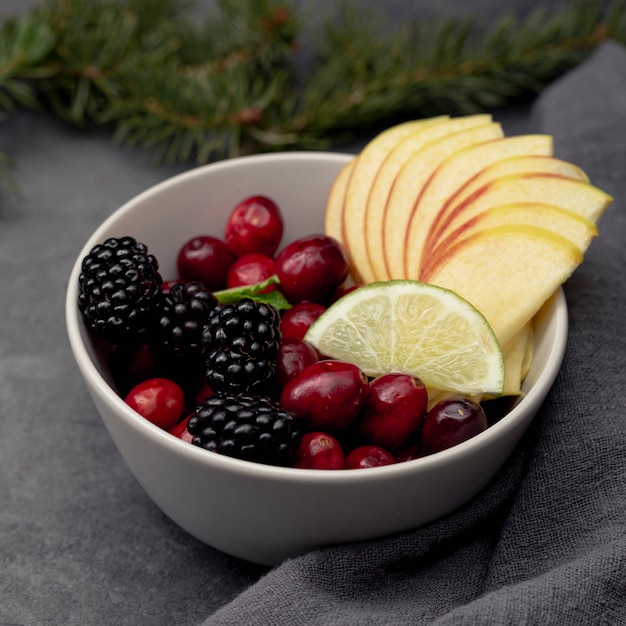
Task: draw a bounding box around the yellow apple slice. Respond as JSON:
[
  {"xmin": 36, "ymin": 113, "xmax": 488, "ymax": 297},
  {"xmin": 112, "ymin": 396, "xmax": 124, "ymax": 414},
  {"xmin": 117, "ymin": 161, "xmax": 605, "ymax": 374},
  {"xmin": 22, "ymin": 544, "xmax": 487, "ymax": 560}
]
[
  {"xmin": 361, "ymin": 114, "xmax": 492, "ymax": 282},
  {"xmin": 426, "ymin": 154, "xmax": 590, "ymax": 248},
  {"xmin": 339, "ymin": 119, "xmax": 441, "ymax": 283},
  {"xmin": 423, "ymin": 202, "xmax": 598, "ymax": 278},
  {"xmin": 499, "ymin": 322, "xmax": 533, "ymax": 397},
  {"xmin": 423, "ymin": 225, "xmax": 583, "ymax": 347},
  {"xmin": 521, "ymin": 321, "xmax": 534, "ymax": 382},
  {"xmin": 432, "ymin": 173, "xmax": 613, "ymax": 254},
  {"xmin": 382, "ymin": 122, "xmax": 504, "ymax": 280},
  {"xmin": 325, "ymin": 160, "xmax": 354, "ymax": 247},
  {"xmin": 402, "ymin": 134, "xmax": 553, "ymax": 279}
]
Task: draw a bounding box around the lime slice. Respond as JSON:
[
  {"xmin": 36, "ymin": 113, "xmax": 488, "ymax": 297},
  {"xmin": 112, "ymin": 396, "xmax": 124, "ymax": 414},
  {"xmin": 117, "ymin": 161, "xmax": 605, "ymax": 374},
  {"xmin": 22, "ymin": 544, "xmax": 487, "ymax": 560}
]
[{"xmin": 304, "ymin": 280, "xmax": 504, "ymax": 396}]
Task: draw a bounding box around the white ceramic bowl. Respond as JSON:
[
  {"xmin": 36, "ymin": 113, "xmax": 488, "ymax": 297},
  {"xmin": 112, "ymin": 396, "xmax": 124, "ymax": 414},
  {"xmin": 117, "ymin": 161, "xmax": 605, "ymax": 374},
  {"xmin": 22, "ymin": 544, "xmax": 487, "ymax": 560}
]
[{"xmin": 66, "ymin": 152, "xmax": 568, "ymax": 566}]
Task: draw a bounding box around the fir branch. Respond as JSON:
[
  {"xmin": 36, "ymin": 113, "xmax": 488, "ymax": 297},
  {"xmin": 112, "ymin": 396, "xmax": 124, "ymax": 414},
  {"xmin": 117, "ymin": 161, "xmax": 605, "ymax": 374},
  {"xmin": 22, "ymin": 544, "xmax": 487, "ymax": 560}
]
[
  {"xmin": 292, "ymin": 0, "xmax": 626, "ymax": 137},
  {"xmin": 0, "ymin": 11, "xmax": 56, "ymax": 111},
  {"xmin": 1, "ymin": 0, "xmax": 626, "ymax": 182},
  {"xmin": 102, "ymin": 0, "xmax": 302, "ymax": 162},
  {"xmin": 31, "ymin": 0, "xmax": 186, "ymax": 124}
]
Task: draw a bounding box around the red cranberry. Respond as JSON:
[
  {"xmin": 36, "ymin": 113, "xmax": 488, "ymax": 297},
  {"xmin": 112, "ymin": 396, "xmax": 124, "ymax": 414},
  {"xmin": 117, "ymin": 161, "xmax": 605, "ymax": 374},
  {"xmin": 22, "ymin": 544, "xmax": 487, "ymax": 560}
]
[
  {"xmin": 346, "ymin": 445, "xmax": 395, "ymax": 469},
  {"xmin": 227, "ymin": 252, "xmax": 276, "ymax": 290},
  {"xmin": 293, "ymin": 432, "xmax": 345, "ymax": 470},
  {"xmin": 224, "ymin": 195, "xmax": 284, "ymax": 257},
  {"xmin": 280, "ymin": 302, "xmax": 326, "ymax": 340},
  {"xmin": 125, "ymin": 377, "xmax": 186, "ymax": 430},
  {"xmin": 274, "ymin": 235, "xmax": 349, "ymax": 304},
  {"xmin": 177, "ymin": 235, "xmax": 236, "ymax": 291},
  {"xmin": 420, "ymin": 398, "xmax": 488, "ymax": 455},
  {"xmin": 280, "ymin": 360, "xmax": 367, "ymax": 431},
  {"xmin": 276, "ymin": 338, "xmax": 320, "ymax": 386},
  {"xmin": 168, "ymin": 414, "xmax": 193, "ymax": 443},
  {"xmin": 358, "ymin": 374, "xmax": 428, "ymax": 450}
]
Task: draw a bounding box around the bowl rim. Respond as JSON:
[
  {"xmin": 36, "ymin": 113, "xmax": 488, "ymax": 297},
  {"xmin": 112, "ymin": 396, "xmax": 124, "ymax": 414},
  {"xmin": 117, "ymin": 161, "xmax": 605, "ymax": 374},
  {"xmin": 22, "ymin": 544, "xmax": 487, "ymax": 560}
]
[{"xmin": 65, "ymin": 150, "xmax": 568, "ymax": 485}]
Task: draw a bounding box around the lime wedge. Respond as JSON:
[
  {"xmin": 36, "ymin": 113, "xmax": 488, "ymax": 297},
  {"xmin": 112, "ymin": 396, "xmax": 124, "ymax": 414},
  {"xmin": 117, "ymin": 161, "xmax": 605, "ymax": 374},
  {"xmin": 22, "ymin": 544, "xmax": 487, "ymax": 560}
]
[{"xmin": 304, "ymin": 280, "xmax": 504, "ymax": 396}]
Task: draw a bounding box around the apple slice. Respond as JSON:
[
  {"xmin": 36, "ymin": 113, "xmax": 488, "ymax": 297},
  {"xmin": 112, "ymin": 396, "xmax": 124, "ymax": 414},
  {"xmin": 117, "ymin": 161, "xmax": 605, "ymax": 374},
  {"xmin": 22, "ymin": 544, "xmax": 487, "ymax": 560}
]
[
  {"xmin": 426, "ymin": 155, "xmax": 590, "ymax": 248},
  {"xmin": 382, "ymin": 122, "xmax": 504, "ymax": 280},
  {"xmin": 346, "ymin": 116, "xmax": 453, "ymax": 283},
  {"xmin": 361, "ymin": 114, "xmax": 492, "ymax": 282},
  {"xmin": 520, "ymin": 320, "xmax": 534, "ymax": 382},
  {"xmin": 431, "ymin": 173, "xmax": 613, "ymax": 255},
  {"xmin": 423, "ymin": 202, "xmax": 598, "ymax": 279},
  {"xmin": 499, "ymin": 322, "xmax": 533, "ymax": 397},
  {"xmin": 402, "ymin": 134, "xmax": 553, "ymax": 279},
  {"xmin": 423, "ymin": 225, "xmax": 583, "ymax": 347},
  {"xmin": 339, "ymin": 118, "xmax": 444, "ymax": 283},
  {"xmin": 325, "ymin": 160, "xmax": 354, "ymax": 247}
]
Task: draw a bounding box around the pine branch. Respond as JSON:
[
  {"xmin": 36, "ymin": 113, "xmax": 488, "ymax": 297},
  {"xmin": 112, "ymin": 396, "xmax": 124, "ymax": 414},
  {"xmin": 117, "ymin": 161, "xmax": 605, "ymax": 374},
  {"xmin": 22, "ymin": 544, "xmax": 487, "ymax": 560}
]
[
  {"xmin": 102, "ymin": 0, "xmax": 302, "ymax": 162},
  {"xmin": 0, "ymin": 11, "xmax": 57, "ymax": 193},
  {"xmin": 1, "ymin": 0, "xmax": 625, "ymax": 182},
  {"xmin": 0, "ymin": 11, "xmax": 56, "ymax": 111},
  {"xmin": 292, "ymin": 0, "xmax": 626, "ymax": 137},
  {"xmin": 30, "ymin": 0, "xmax": 188, "ymax": 124}
]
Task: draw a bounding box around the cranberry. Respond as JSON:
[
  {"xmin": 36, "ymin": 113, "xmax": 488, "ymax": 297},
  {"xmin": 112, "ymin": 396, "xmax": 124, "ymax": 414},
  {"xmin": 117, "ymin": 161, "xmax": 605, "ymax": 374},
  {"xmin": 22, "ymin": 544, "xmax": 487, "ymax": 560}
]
[
  {"xmin": 177, "ymin": 235, "xmax": 236, "ymax": 291},
  {"xmin": 125, "ymin": 377, "xmax": 186, "ymax": 430},
  {"xmin": 280, "ymin": 302, "xmax": 326, "ymax": 340},
  {"xmin": 276, "ymin": 338, "xmax": 320, "ymax": 386},
  {"xmin": 224, "ymin": 195, "xmax": 284, "ymax": 257},
  {"xmin": 168, "ymin": 414, "xmax": 193, "ymax": 443},
  {"xmin": 280, "ymin": 360, "xmax": 368, "ymax": 431},
  {"xmin": 420, "ymin": 398, "xmax": 488, "ymax": 455},
  {"xmin": 274, "ymin": 235, "xmax": 349, "ymax": 304},
  {"xmin": 227, "ymin": 252, "xmax": 276, "ymax": 290},
  {"xmin": 293, "ymin": 432, "xmax": 346, "ymax": 470},
  {"xmin": 346, "ymin": 445, "xmax": 395, "ymax": 469},
  {"xmin": 358, "ymin": 374, "xmax": 428, "ymax": 450}
]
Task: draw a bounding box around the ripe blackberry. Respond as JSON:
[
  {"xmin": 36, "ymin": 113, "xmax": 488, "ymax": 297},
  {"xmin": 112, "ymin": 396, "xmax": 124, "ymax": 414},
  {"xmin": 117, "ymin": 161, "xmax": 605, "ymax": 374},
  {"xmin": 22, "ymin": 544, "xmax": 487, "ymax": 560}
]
[
  {"xmin": 78, "ymin": 236, "xmax": 162, "ymax": 345},
  {"xmin": 155, "ymin": 281, "xmax": 219, "ymax": 393},
  {"xmin": 202, "ymin": 298, "xmax": 281, "ymax": 393},
  {"xmin": 188, "ymin": 393, "xmax": 301, "ymax": 466},
  {"xmin": 157, "ymin": 281, "xmax": 218, "ymax": 360}
]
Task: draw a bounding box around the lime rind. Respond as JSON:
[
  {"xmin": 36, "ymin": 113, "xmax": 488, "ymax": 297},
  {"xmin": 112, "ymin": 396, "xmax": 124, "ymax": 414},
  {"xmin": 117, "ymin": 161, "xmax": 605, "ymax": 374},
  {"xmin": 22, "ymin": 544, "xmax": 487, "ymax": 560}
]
[{"xmin": 304, "ymin": 279, "xmax": 504, "ymax": 396}]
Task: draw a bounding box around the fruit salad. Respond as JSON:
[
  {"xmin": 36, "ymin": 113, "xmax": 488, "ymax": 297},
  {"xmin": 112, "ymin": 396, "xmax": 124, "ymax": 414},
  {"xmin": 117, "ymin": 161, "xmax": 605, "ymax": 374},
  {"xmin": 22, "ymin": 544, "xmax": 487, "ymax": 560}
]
[{"xmin": 77, "ymin": 114, "xmax": 612, "ymax": 470}]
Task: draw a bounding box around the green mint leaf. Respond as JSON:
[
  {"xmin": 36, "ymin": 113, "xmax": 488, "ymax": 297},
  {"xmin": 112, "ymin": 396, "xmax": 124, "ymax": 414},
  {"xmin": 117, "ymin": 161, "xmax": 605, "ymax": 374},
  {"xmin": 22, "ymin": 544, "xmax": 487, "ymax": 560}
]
[
  {"xmin": 247, "ymin": 290, "xmax": 292, "ymax": 310},
  {"xmin": 214, "ymin": 275, "xmax": 292, "ymax": 311}
]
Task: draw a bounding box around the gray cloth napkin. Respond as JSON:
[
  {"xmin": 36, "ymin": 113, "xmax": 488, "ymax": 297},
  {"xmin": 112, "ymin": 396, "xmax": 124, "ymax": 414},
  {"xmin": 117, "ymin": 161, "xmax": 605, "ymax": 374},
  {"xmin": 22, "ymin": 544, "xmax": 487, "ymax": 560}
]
[{"xmin": 203, "ymin": 40, "xmax": 626, "ymax": 626}]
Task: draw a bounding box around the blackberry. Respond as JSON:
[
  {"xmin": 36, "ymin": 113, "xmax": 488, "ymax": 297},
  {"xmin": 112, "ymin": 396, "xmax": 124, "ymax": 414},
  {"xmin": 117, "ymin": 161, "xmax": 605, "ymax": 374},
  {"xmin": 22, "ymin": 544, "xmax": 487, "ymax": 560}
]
[
  {"xmin": 157, "ymin": 281, "xmax": 218, "ymax": 360},
  {"xmin": 202, "ymin": 298, "xmax": 281, "ymax": 393},
  {"xmin": 188, "ymin": 393, "xmax": 301, "ymax": 466},
  {"xmin": 155, "ymin": 281, "xmax": 219, "ymax": 393},
  {"xmin": 78, "ymin": 236, "xmax": 162, "ymax": 345}
]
